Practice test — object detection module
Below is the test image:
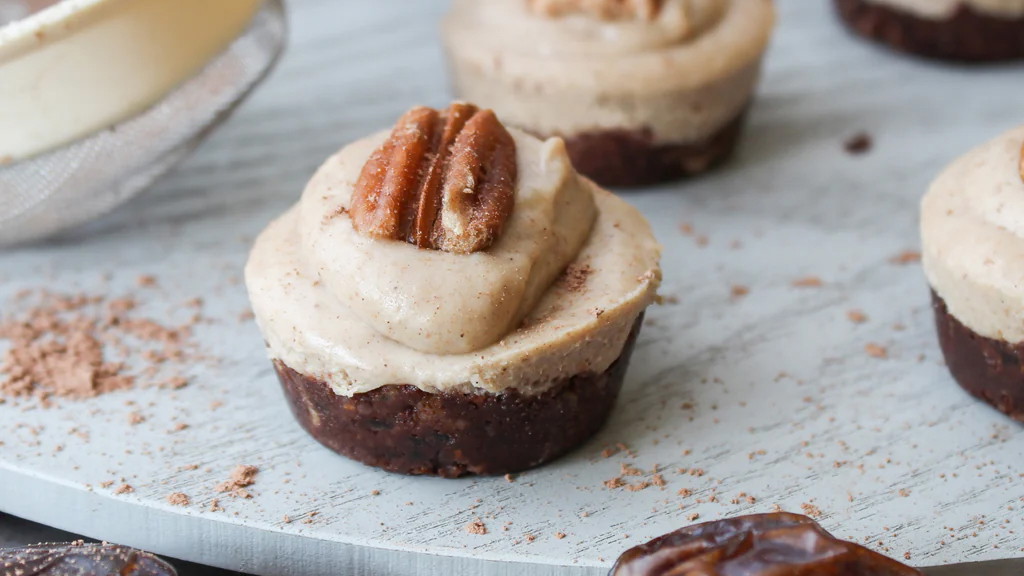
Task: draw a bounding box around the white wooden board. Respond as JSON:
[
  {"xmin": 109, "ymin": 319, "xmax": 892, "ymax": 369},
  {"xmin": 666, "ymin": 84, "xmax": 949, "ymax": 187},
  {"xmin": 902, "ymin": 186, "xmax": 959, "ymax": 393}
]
[{"xmin": 1, "ymin": 1, "xmax": 1023, "ymax": 575}]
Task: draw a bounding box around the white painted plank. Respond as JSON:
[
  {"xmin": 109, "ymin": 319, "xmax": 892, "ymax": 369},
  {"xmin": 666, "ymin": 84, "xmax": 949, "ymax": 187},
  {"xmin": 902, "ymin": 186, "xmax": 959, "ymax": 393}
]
[{"xmin": 1, "ymin": 1, "xmax": 1022, "ymax": 575}]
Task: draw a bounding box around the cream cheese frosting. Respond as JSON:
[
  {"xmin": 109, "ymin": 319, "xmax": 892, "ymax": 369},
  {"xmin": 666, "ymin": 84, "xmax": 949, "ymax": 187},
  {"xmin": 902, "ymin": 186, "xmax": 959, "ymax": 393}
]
[
  {"xmin": 865, "ymin": 0, "xmax": 1024, "ymax": 19},
  {"xmin": 921, "ymin": 126, "xmax": 1024, "ymax": 343},
  {"xmin": 246, "ymin": 128, "xmax": 662, "ymax": 396},
  {"xmin": 442, "ymin": 0, "xmax": 774, "ymax": 143},
  {"xmin": 301, "ymin": 133, "xmax": 595, "ymax": 355}
]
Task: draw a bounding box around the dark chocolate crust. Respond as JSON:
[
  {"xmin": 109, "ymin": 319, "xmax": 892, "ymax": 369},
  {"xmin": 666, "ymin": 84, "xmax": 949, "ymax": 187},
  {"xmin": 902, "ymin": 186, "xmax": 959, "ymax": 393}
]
[
  {"xmin": 275, "ymin": 316, "xmax": 643, "ymax": 477},
  {"xmin": 559, "ymin": 109, "xmax": 748, "ymax": 189},
  {"xmin": 933, "ymin": 291, "xmax": 1024, "ymax": 422},
  {"xmin": 611, "ymin": 513, "xmax": 923, "ymax": 576},
  {"xmin": 834, "ymin": 0, "xmax": 1024, "ymax": 62}
]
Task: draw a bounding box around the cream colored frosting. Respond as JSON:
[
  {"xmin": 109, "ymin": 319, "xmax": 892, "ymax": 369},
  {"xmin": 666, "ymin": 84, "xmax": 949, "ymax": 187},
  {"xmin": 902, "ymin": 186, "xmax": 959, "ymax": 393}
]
[
  {"xmin": 246, "ymin": 129, "xmax": 662, "ymax": 396},
  {"xmin": 921, "ymin": 126, "xmax": 1024, "ymax": 343},
  {"xmin": 300, "ymin": 131, "xmax": 596, "ymax": 355},
  {"xmin": 442, "ymin": 0, "xmax": 774, "ymax": 144},
  {"xmin": 0, "ymin": 0, "xmax": 264, "ymax": 162},
  {"xmin": 865, "ymin": 0, "xmax": 1024, "ymax": 19}
]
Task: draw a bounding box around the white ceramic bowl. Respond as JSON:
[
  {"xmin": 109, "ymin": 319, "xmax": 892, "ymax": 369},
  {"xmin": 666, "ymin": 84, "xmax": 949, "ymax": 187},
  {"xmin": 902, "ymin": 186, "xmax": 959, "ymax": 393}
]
[{"xmin": 0, "ymin": 0, "xmax": 286, "ymax": 246}]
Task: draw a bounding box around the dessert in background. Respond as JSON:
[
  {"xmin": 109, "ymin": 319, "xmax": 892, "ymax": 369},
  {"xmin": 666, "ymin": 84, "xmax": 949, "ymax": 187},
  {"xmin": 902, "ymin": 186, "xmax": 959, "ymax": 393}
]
[
  {"xmin": 834, "ymin": 0, "xmax": 1024, "ymax": 61},
  {"xmin": 245, "ymin": 102, "xmax": 662, "ymax": 477},
  {"xmin": 611, "ymin": 513, "xmax": 923, "ymax": 575},
  {"xmin": 921, "ymin": 125, "xmax": 1024, "ymax": 423},
  {"xmin": 442, "ymin": 0, "xmax": 775, "ymax": 187}
]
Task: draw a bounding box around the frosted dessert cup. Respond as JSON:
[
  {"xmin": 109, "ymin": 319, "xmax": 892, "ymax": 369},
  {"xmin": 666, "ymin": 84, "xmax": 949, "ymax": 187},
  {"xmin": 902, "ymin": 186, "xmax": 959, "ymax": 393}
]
[
  {"xmin": 442, "ymin": 0, "xmax": 775, "ymax": 187},
  {"xmin": 246, "ymin": 102, "xmax": 662, "ymax": 477}
]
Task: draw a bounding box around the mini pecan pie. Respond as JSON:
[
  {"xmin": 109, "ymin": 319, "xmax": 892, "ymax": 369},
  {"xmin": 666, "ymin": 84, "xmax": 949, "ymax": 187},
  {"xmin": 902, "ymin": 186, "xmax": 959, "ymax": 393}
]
[
  {"xmin": 834, "ymin": 0, "xmax": 1024, "ymax": 62},
  {"xmin": 611, "ymin": 513, "xmax": 923, "ymax": 575},
  {"xmin": 245, "ymin": 103, "xmax": 662, "ymax": 477},
  {"xmin": 441, "ymin": 0, "xmax": 775, "ymax": 187},
  {"xmin": 921, "ymin": 126, "xmax": 1024, "ymax": 423}
]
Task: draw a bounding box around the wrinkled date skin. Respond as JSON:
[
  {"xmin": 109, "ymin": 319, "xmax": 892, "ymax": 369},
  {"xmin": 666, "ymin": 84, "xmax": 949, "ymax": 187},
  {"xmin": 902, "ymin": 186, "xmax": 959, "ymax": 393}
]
[
  {"xmin": 611, "ymin": 513, "xmax": 924, "ymax": 576},
  {"xmin": 0, "ymin": 542, "xmax": 176, "ymax": 576}
]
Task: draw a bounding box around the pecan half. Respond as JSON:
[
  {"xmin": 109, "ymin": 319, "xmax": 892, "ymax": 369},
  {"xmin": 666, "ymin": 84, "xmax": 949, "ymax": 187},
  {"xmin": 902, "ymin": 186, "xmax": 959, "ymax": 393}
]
[
  {"xmin": 349, "ymin": 103, "xmax": 517, "ymax": 254},
  {"xmin": 528, "ymin": 0, "xmax": 663, "ymax": 21}
]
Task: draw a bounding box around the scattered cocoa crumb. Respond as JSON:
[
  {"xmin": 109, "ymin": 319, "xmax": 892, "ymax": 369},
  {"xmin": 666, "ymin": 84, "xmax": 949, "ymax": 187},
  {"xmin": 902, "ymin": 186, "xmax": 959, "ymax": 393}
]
[
  {"xmin": 127, "ymin": 412, "xmax": 145, "ymax": 425},
  {"xmin": 0, "ymin": 290, "xmax": 198, "ymax": 406},
  {"xmin": 216, "ymin": 465, "xmax": 259, "ymax": 497},
  {"xmin": 865, "ymin": 343, "xmax": 888, "ymax": 359},
  {"xmin": 136, "ymin": 275, "xmax": 157, "ymax": 288},
  {"xmin": 238, "ymin": 310, "xmax": 256, "ymax": 322},
  {"xmin": 889, "ymin": 251, "xmax": 921, "ymax": 265},
  {"xmin": 167, "ymin": 493, "xmax": 190, "ymax": 507},
  {"xmin": 687, "ymin": 513, "xmax": 700, "ymax": 522},
  {"xmin": 283, "ymin": 515, "xmax": 292, "ymax": 524},
  {"xmin": 847, "ymin": 310, "xmax": 868, "ymax": 324},
  {"xmin": 504, "ymin": 473, "xmax": 516, "ymax": 483},
  {"xmin": 904, "ymin": 552, "xmax": 912, "ymax": 561},
  {"xmin": 209, "ymin": 499, "xmax": 223, "ymax": 512},
  {"xmin": 525, "ymin": 534, "xmax": 536, "ymax": 543},
  {"xmin": 163, "ymin": 377, "xmax": 189, "ymax": 390},
  {"xmin": 560, "ymin": 264, "xmax": 592, "ymax": 293},
  {"xmin": 555, "ymin": 532, "xmax": 566, "ymax": 540},
  {"xmin": 621, "ymin": 463, "xmax": 643, "ymax": 477},
  {"xmin": 792, "ymin": 276, "xmax": 823, "ymax": 288},
  {"xmin": 844, "ymin": 132, "xmax": 873, "ymax": 155},
  {"xmin": 801, "ymin": 503, "xmax": 823, "ymax": 518},
  {"xmin": 730, "ymin": 285, "xmax": 749, "ymax": 299},
  {"xmin": 371, "ymin": 490, "xmax": 381, "ymax": 496},
  {"xmin": 114, "ymin": 484, "xmax": 134, "ymax": 495},
  {"xmin": 466, "ymin": 520, "xmax": 488, "ymax": 535},
  {"xmin": 898, "ymin": 489, "xmax": 911, "ymax": 497},
  {"xmin": 604, "ymin": 477, "xmax": 625, "ymax": 489},
  {"xmin": 170, "ymin": 422, "xmax": 189, "ymax": 432}
]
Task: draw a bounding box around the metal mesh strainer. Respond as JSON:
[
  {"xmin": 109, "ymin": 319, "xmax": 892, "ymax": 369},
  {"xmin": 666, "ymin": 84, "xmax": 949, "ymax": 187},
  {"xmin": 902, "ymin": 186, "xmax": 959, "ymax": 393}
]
[{"xmin": 0, "ymin": 0, "xmax": 286, "ymax": 247}]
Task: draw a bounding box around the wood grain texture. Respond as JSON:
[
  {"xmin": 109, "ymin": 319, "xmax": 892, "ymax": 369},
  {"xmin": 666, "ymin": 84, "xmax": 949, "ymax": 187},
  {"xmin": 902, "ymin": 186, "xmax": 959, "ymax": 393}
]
[{"xmin": 1, "ymin": 1, "xmax": 1023, "ymax": 575}]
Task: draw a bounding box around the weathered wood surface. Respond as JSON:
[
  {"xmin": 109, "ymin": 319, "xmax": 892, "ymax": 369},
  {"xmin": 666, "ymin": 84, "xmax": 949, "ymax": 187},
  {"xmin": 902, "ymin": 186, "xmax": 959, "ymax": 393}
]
[{"xmin": 0, "ymin": 1, "xmax": 1022, "ymax": 575}]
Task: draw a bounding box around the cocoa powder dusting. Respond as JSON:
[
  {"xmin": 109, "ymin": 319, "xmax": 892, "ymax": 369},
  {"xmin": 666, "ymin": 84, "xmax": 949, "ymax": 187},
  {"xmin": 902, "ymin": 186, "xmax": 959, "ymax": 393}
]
[{"xmin": 0, "ymin": 289, "xmax": 196, "ymax": 406}]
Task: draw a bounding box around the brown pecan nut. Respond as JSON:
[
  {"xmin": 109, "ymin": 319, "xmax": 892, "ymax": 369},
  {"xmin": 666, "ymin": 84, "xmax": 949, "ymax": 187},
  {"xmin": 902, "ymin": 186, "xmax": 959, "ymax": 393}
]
[
  {"xmin": 349, "ymin": 103, "xmax": 517, "ymax": 254},
  {"xmin": 527, "ymin": 0, "xmax": 663, "ymax": 21}
]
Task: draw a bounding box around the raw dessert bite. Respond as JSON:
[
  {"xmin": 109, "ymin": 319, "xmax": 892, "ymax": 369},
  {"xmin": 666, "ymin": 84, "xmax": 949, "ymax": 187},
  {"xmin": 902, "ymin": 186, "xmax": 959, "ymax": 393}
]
[
  {"xmin": 245, "ymin": 102, "xmax": 662, "ymax": 477},
  {"xmin": 610, "ymin": 513, "xmax": 923, "ymax": 575},
  {"xmin": 441, "ymin": 0, "xmax": 775, "ymax": 188},
  {"xmin": 834, "ymin": 0, "xmax": 1024, "ymax": 62},
  {"xmin": 921, "ymin": 126, "xmax": 1024, "ymax": 423}
]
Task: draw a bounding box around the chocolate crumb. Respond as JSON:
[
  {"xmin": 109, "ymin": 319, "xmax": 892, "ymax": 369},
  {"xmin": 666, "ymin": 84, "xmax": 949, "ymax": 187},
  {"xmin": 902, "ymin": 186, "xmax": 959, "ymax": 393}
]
[
  {"xmin": 466, "ymin": 520, "xmax": 488, "ymax": 535},
  {"xmin": 555, "ymin": 532, "xmax": 567, "ymax": 540},
  {"xmin": 865, "ymin": 343, "xmax": 888, "ymax": 359},
  {"xmin": 844, "ymin": 132, "xmax": 873, "ymax": 155},
  {"xmin": 167, "ymin": 492, "xmax": 190, "ymax": 507},
  {"xmin": 730, "ymin": 285, "xmax": 749, "ymax": 299},
  {"xmin": 792, "ymin": 276, "xmax": 823, "ymax": 288},
  {"xmin": 136, "ymin": 275, "xmax": 158, "ymax": 288},
  {"xmin": 114, "ymin": 484, "xmax": 134, "ymax": 495},
  {"xmin": 889, "ymin": 251, "xmax": 921, "ymax": 265},
  {"xmin": 801, "ymin": 502, "xmax": 823, "ymax": 518},
  {"xmin": 0, "ymin": 290, "xmax": 198, "ymax": 406},
  {"xmin": 217, "ymin": 465, "xmax": 259, "ymax": 496},
  {"xmin": 847, "ymin": 310, "xmax": 868, "ymax": 324}
]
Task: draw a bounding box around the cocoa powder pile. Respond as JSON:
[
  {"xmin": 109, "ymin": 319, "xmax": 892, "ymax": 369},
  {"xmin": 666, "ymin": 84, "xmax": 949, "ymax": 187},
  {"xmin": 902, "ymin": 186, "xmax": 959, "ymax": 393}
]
[{"xmin": 0, "ymin": 289, "xmax": 196, "ymax": 406}]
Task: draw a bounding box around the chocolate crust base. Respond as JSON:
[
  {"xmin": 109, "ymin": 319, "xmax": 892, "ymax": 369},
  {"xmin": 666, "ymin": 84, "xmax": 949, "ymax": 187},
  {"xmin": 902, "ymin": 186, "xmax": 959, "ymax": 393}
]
[
  {"xmin": 932, "ymin": 291, "xmax": 1024, "ymax": 422},
  {"xmin": 834, "ymin": 0, "xmax": 1024, "ymax": 62},
  {"xmin": 560, "ymin": 110, "xmax": 748, "ymax": 189},
  {"xmin": 275, "ymin": 316, "xmax": 643, "ymax": 477}
]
